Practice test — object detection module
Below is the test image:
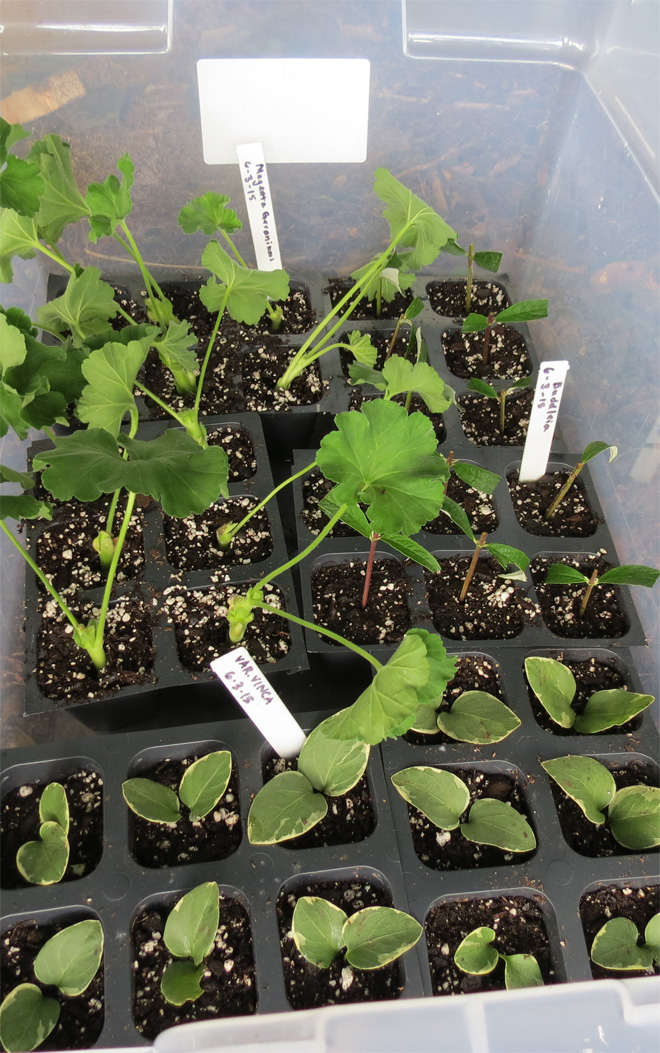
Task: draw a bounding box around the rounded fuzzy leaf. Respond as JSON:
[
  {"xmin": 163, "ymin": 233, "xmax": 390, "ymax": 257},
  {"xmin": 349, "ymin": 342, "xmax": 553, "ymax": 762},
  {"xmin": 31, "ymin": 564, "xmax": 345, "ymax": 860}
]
[
  {"xmin": 645, "ymin": 914, "xmax": 660, "ymax": 962},
  {"xmin": 391, "ymin": 766, "xmax": 469, "ymax": 830},
  {"xmin": 590, "ymin": 917, "xmax": 652, "ymax": 971},
  {"xmin": 247, "ymin": 771, "xmax": 327, "ymax": 844},
  {"xmin": 574, "ymin": 690, "xmax": 655, "ymax": 734},
  {"xmin": 1, "ymin": 154, "xmax": 44, "ymax": 217},
  {"xmin": 503, "ymin": 953, "xmax": 544, "ymax": 989},
  {"xmin": 461, "ymin": 798, "xmax": 536, "ymax": 852},
  {"xmin": 122, "ymin": 778, "xmax": 181, "ymax": 824},
  {"xmin": 16, "ymin": 823, "xmax": 69, "ymax": 886},
  {"xmin": 343, "ymin": 907, "xmax": 422, "ymax": 969},
  {"xmin": 525, "ymin": 656, "xmax": 576, "ymax": 729},
  {"xmin": 163, "ymin": 882, "xmax": 219, "ymax": 966},
  {"xmin": 298, "ymin": 719, "xmax": 369, "ymax": 797},
  {"xmin": 292, "ymin": 897, "xmax": 347, "ymax": 968},
  {"xmin": 597, "ymin": 565, "xmax": 660, "ymax": 589},
  {"xmin": 39, "ymin": 783, "xmax": 69, "ymax": 833},
  {"xmin": 608, "ymin": 785, "xmax": 660, "ymax": 850},
  {"xmin": 454, "ymin": 927, "xmax": 498, "ymax": 975},
  {"xmin": 34, "ymin": 919, "xmax": 103, "ymax": 996},
  {"xmin": 160, "ymin": 960, "xmax": 205, "ymax": 1005},
  {"xmin": 179, "ymin": 751, "xmax": 232, "ymax": 821},
  {"xmin": 541, "ymin": 755, "xmax": 616, "ymax": 825},
  {"xmin": 0, "ymin": 983, "xmax": 60, "ymax": 1053},
  {"xmin": 437, "ymin": 691, "xmax": 521, "ymax": 744}
]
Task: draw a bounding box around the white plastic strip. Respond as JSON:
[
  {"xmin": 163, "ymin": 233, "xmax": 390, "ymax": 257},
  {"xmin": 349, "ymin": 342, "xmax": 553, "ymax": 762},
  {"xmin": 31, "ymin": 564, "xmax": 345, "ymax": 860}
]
[
  {"xmin": 236, "ymin": 144, "xmax": 282, "ymax": 271},
  {"xmin": 519, "ymin": 360, "xmax": 570, "ymax": 481},
  {"xmin": 210, "ymin": 647, "xmax": 306, "ymax": 759}
]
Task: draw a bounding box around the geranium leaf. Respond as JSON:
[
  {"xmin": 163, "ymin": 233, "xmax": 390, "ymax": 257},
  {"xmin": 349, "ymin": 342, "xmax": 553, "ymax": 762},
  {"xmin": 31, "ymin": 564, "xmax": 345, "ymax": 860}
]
[
  {"xmin": 343, "ymin": 907, "xmax": 422, "ymax": 969},
  {"xmin": 247, "ymin": 771, "xmax": 327, "ymax": 844},
  {"xmin": 541, "ymin": 755, "xmax": 616, "ymax": 825},
  {"xmin": 153, "ymin": 320, "xmax": 198, "ymax": 376},
  {"xmin": 200, "ymin": 240, "xmax": 289, "ymax": 324},
  {"xmin": 119, "ymin": 431, "xmax": 229, "ymax": 515},
  {"xmin": 525, "ymin": 657, "xmax": 576, "ymax": 729},
  {"xmin": 1, "ymin": 154, "xmax": 44, "ymax": 216},
  {"xmin": 34, "ymin": 919, "xmax": 104, "ymax": 996},
  {"xmin": 348, "ymin": 361, "xmax": 387, "ymax": 389},
  {"xmin": 437, "ymin": 691, "xmax": 520, "ymax": 744},
  {"xmin": 391, "ymin": 766, "xmax": 469, "ymax": 829},
  {"xmin": 163, "ymin": 882, "xmax": 219, "ymax": 966},
  {"xmin": 34, "ymin": 429, "xmax": 123, "ymax": 501},
  {"xmin": 461, "ymin": 798, "xmax": 536, "ymax": 852},
  {"xmin": 178, "ymin": 193, "xmax": 242, "ymax": 235},
  {"xmin": 344, "ymin": 330, "xmax": 378, "ymax": 366},
  {"xmin": 29, "ymin": 134, "xmax": 90, "ymax": 242},
  {"xmin": 85, "ymin": 153, "xmax": 134, "ymax": 241},
  {"xmin": 37, "ymin": 267, "xmax": 119, "ymax": 343},
  {"xmin": 591, "ymin": 918, "xmax": 653, "ymax": 971},
  {"xmin": 608, "ymin": 786, "xmax": 660, "ymax": 850},
  {"xmin": 121, "ymin": 778, "xmax": 181, "ymax": 824},
  {"xmin": 574, "ymin": 690, "xmax": 654, "ymax": 734},
  {"xmin": 0, "ymin": 208, "xmax": 39, "ymax": 277},
  {"xmin": 0, "ymin": 311, "xmax": 27, "ymax": 370},
  {"xmin": 406, "ymin": 628, "xmax": 458, "ymax": 710},
  {"xmin": 298, "ymin": 717, "xmax": 370, "ymax": 796},
  {"xmin": 455, "ymin": 927, "xmax": 498, "ymax": 975},
  {"xmin": 0, "ymin": 984, "xmax": 60, "ymax": 1053},
  {"xmin": 292, "ymin": 897, "xmax": 347, "ymax": 969},
  {"xmin": 0, "ymin": 493, "xmax": 52, "ymax": 522},
  {"xmin": 373, "ymin": 167, "xmax": 456, "ymax": 269},
  {"xmin": 179, "ymin": 751, "xmax": 232, "ymax": 821},
  {"xmin": 160, "ymin": 960, "xmax": 205, "ymax": 1005},
  {"xmin": 77, "ymin": 337, "xmax": 151, "ymax": 434},
  {"xmin": 381, "ymin": 356, "xmax": 455, "ymax": 413},
  {"xmin": 0, "ymin": 464, "xmax": 34, "ymax": 488}
]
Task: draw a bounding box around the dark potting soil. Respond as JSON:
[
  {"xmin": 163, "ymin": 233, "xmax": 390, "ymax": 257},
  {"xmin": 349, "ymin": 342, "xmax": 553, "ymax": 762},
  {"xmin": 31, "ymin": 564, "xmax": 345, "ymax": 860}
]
[
  {"xmin": 348, "ymin": 390, "xmax": 447, "ymax": 443},
  {"xmin": 339, "ymin": 328, "xmax": 410, "ymax": 376},
  {"xmin": 301, "ymin": 470, "xmax": 360, "ymax": 539},
  {"xmin": 530, "ymin": 554, "xmax": 629, "ymax": 638},
  {"xmin": 162, "ymin": 580, "xmax": 291, "ymax": 670},
  {"xmin": 525, "ymin": 654, "xmax": 638, "ymax": 736},
  {"xmin": 457, "ymin": 387, "xmax": 533, "ymax": 446},
  {"xmin": 127, "ymin": 754, "xmax": 241, "ymax": 868},
  {"xmin": 240, "ymin": 337, "xmax": 323, "ymax": 411},
  {"xmin": 404, "ymin": 654, "xmax": 504, "ymax": 744},
  {"xmin": 138, "ymin": 336, "xmax": 243, "ymax": 418},
  {"xmin": 579, "ymin": 884, "xmax": 660, "ymax": 980},
  {"xmin": 1, "ymin": 769, "xmax": 104, "ymax": 889},
  {"xmin": 327, "ymin": 278, "xmax": 413, "ymax": 320},
  {"xmin": 425, "ymin": 894, "xmax": 556, "ymax": 996},
  {"xmin": 441, "ymin": 326, "xmax": 532, "ymax": 380},
  {"xmin": 233, "ymin": 285, "xmax": 315, "ymax": 336},
  {"xmin": 163, "ymin": 496, "xmax": 273, "ymax": 571},
  {"xmin": 208, "ymin": 425, "xmax": 257, "ymax": 482},
  {"xmin": 35, "ymin": 511, "xmax": 145, "ymax": 594},
  {"xmin": 262, "ymin": 753, "xmax": 375, "ymax": 848},
  {"xmin": 1, "ymin": 916, "xmax": 105, "ymax": 1049},
  {"xmin": 111, "ymin": 285, "xmax": 147, "ymax": 329},
  {"xmin": 276, "ymin": 878, "xmax": 403, "ymax": 1009},
  {"xmin": 508, "ymin": 469, "xmax": 599, "ymax": 537},
  {"xmin": 425, "ymin": 556, "xmax": 540, "ymax": 640},
  {"xmin": 548, "ymin": 758, "xmax": 659, "ymax": 858},
  {"xmin": 36, "ymin": 596, "xmax": 155, "ymax": 702},
  {"xmin": 132, "ymin": 893, "xmax": 256, "ymax": 1040},
  {"xmin": 427, "ymin": 280, "xmax": 511, "ymax": 320},
  {"xmin": 422, "ymin": 471, "xmax": 498, "ymax": 535},
  {"xmin": 311, "ymin": 558, "xmax": 411, "ymax": 646},
  {"xmin": 405, "ymin": 766, "xmax": 536, "ymax": 871}
]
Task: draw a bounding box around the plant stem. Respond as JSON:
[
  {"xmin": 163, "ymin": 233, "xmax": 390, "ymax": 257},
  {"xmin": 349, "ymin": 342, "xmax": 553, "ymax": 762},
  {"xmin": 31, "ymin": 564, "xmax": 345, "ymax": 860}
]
[
  {"xmin": 482, "ymin": 314, "xmax": 496, "ymax": 365},
  {"xmin": 256, "ymin": 504, "xmax": 348, "ymax": 591},
  {"xmin": 499, "ymin": 391, "xmax": 507, "ymax": 434},
  {"xmin": 117, "ymin": 221, "xmax": 169, "ymax": 307},
  {"xmin": 0, "ymin": 520, "xmax": 81, "ymax": 635},
  {"xmin": 443, "ymin": 451, "xmax": 454, "ymax": 496},
  {"xmin": 459, "ymin": 531, "xmax": 488, "ymax": 602},
  {"xmin": 217, "ymin": 459, "xmax": 317, "ymax": 549},
  {"xmin": 465, "ymin": 243, "xmax": 474, "ymax": 313},
  {"xmin": 376, "ymin": 277, "xmax": 382, "ymax": 319},
  {"xmin": 113, "ymin": 229, "xmax": 162, "ymax": 320},
  {"xmin": 361, "ymin": 533, "xmax": 381, "ymax": 608},
  {"xmin": 403, "ymin": 390, "xmax": 413, "ymax": 413},
  {"xmin": 222, "ymin": 232, "xmax": 247, "ymax": 267},
  {"xmin": 254, "ymin": 601, "xmax": 383, "ymax": 670},
  {"xmin": 579, "ymin": 568, "xmax": 599, "ymax": 618},
  {"xmin": 133, "ymin": 383, "xmax": 188, "ymax": 427},
  {"xmin": 194, "ymin": 288, "xmax": 229, "ymax": 417},
  {"xmin": 35, "ymin": 242, "xmax": 74, "ymax": 273},
  {"xmin": 89, "ymin": 490, "xmax": 137, "ymax": 663},
  {"xmin": 385, "ymin": 314, "xmax": 404, "ymax": 361},
  {"xmin": 545, "ymin": 461, "xmax": 584, "ymax": 520}
]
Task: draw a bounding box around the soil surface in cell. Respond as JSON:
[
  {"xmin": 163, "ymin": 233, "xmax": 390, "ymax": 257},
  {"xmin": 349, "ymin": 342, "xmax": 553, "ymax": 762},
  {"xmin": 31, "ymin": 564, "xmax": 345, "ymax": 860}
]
[
  {"xmin": 311, "ymin": 558, "xmax": 411, "ymax": 646},
  {"xmin": 240, "ymin": 337, "xmax": 323, "ymax": 411},
  {"xmin": 231, "ymin": 284, "xmax": 315, "ymax": 336},
  {"xmin": 405, "ymin": 766, "xmax": 536, "ymax": 870},
  {"xmin": 262, "ymin": 753, "xmax": 375, "ymax": 848},
  {"xmin": 458, "ymin": 388, "xmax": 533, "ymax": 446},
  {"xmin": 163, "ymin": 580, "xmax": 291, "ymax": 669},
  {"xmin": 531, "ymin": 555, "xmax": 630, "ymax": 638},
  {"xmin": 525, "ymin": 654, "xmax": 639, "ymax": 735},
  {"xmin": 35, "ymin": 512, "xmax": 144, "ymax": 594},
  {"xmin": 208, "ymin": 425, "xmax": 257, "ymax": 481},
  {"xmin": 441, "ymin": 326, "xmax": 531, "ymax": 380},
  {"xmin": 550, "ymin": 759, "xmax": 658, "ymax": 857},
  {"xmin": 1, "ymin": 916, "xmax": 105, "ymax": 1049},
  {"xmin": 328, "ymin": 278, "xmax": 413, "ymax": 319},
  {"xmin": 508, "ymin": 469, "xmax": 599, "ymax": 537},
  {"xmin": 427, "ymin": 280, "xmax": 510, "ymax": 320},
  {"xmin": 277, "ymin": 878, "xmax": 403, "ymax": 1009},
  {"xmin": 300, "ymin": 469, "xmax": 361, "ymax": 538},
  {"xmin": 425, "ymin": 556, "xmax": 539, "ymax": 640},
  {"xmin": 112, "ymin": 285, "xmax": 146, "ymax": 329},
  {"xmin": 422, "ymin": 471, "xmax": 498, "ymax": 535},
  {"xmin": 426, "ymin": 895, "xmax": 556, "ymax": 995},
  {"xmin": 405, "ymin": 653, "xmax": 504, "ymax": 744},
  {"xmin": 36, "ymin": 596, "xmax": 155, "ymax": 702},
  {"xmin": 339, "ymin": 328, "xmax": 410, "ymax": 376},
  {"xmin": 138, "ymin": 334, "xmax": 243, "ymax": 417},
  {"xmin": 348, "ymin": 390, "xmax": 446, "ymax": 442},
  {"xmin": 127, "ymin": 753, "xmax": 241, "ymax": 868},
  {"xmin": 580, "ymin": 884, "xmax": 660, "ymax": 979},
  {"xmin": 1, "ymin": 769, "xmax": 103, "ymax": 889},
  {"xmin": 164, "ymin": 496, "xmax": 273, "ymax": 571},
  {"xmin": 132, "ymin": 893, "xmax": 256, "ymax": 1039}
]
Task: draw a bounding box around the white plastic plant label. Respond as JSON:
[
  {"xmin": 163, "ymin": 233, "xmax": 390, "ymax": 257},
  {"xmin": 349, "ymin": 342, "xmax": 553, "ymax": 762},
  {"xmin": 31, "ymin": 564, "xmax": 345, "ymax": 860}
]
[
  {"xmin": 236, "ymin": 144, "xmax": 282, "ymax": 271},
  {"xmin": 196, "ymin": 58, "xmax": 370, "ymax": 164},
  {"xmin": 210, "ymin": 647, "xmax": 307, "ymax": 759},
  {"xmin": 519, "ymin": 361, "xmax": 570, "ymax": 482}
]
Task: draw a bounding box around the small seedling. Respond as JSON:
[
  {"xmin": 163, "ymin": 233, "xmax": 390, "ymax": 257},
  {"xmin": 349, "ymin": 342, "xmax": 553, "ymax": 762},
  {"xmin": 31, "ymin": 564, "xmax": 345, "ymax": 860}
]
[
  {"xmin": 291, "ymin": 896, "xmax": 422, "ymax": 970},
  {"xmin": 525, "ymin": 656, "xmax": 654, "ymax": 732},
  {"xmin": 462, "ymin": 298, "xmax": 548, "ymax": 365},
  {"xmin": 457, "ymin": 530, "xmax": 530, "ymax": 603},
  {"xmin": 467, "ymin": 377, "xmax": 532, "ymax": 434},
  {"xmin": 15, "ymin": 782, "xmax": 69, "ymax": 886},
  {"xmin": 590, "ymin": 914, "xmax": 659, "ymax": 972},
  {"xmin": 441, "ymin": 240, "xmax": 503, "ymax": 313},
  {"xmin": 247, "ymin": 717, "xmax": 370, "ymax": 844},
  {"xmin": 349, "ymin": 251, "xmax": 416, "ymax": 318},
  {"xmin": 454, "ymin": 926, "xmax": 544, "ymax": 989},
  {"xmin": 0, "ymin": 919, "xmax": 103, "ymax": 1053},
  {"xmin": 543, "ymin": 561, "xmax": 660, "ymax": 618},
  {"xmin": 391, "ymin": 766, "xmax": 536, "ymax": 853},
  {"xmin": 122, "ymin": 751, "xmax": 232, "ymax": 824},
  {"xmin": 410, "ymin": 689, "xmax": 520, "ymax": 744},
  {"xmin": 544, "ymin": 441, "xmax": 617, "ymax": 521},
  {"xmin": 160, "ymin": 882, "xmax": 219, "ymax": 1006},
  {"xmin": 541, "ymin": 755, "xmax": 660, "ymax": 850},
  {"xmin": 348, "ymin": 346, "xmax": 455, "ymax": 419}
]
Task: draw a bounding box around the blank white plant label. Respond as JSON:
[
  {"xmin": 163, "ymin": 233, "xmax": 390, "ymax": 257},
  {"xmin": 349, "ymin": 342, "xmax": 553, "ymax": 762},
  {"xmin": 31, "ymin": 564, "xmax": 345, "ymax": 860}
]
[
  {"xmin": 236, "ymin": 144, "xmax": 282, "ymax": 271},
  {"xmin": 519, "ymin": 360, "xmax": 570, "ymax": 482},
  {"xmin": 210, "ymin": 647, "xmax": 306, "ymax": 758}
]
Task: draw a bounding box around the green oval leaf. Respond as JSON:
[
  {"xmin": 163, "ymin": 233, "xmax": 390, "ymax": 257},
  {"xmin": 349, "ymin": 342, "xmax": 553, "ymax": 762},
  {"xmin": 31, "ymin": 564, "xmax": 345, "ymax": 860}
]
[
  {"xmin": 487, "ymin": 543, "xmax": 529, "ymax": 574},
  {"xmin": 298, "ymin": 719, "xmax": 369, "ymax": 797},
  {"xmin": 541, "ymin": 755, "xmax": 616, "ymax": 825},
  {"xmin": 590, "ymin": 917, "xmax": 653, "ymax": 971},
  {"xmin": 525, "ymin": 657, "xmax": 576, "ymax": 729},
  {"xmin": 179, "ymin": 751, "xmax": 232, "ymax": 822},
  {"xmin": 503, "ymin": 953, "xmax": 544, "ymax": 989},
  {"xmin": 455, "ymin": 927, "xmax": 498, "ymax": 975},
  {"xmin": 473, "ymin": 251, "xmax": 502, "ymax": 274},
  {"xmin": 292, "ymin": 896, "xmax": 347, "ymax": 969},
  {"xmin": 467, "ymin": 376, "xmax": 497, "ymax": 397},
  {"xmin": 452, "ymin": 461, "xmax": 502, "ymax": 495},
  {"xmin": 544, "ymin": 564, "xmax": 589, "ymax": 586},
  {"xmin": 39, "ymin": 783, "xmax": 69, "ymax": 833},
  {"xmin": 409, "ymin": 702, "xmax": 440, "ymax": 735},
  {"xmin": 343, "ymin": 906, "xmax": 422, "ymax": 969},
  {"xmin": 0, "ymin": 983, "xmax": 60, "ymax": 1053},
  {"xmin": 608, "ymin": 785, "xmax": 660, "ymax": 850},
  {"xmin": 461, "ymin": 798, "xmax": 536, "ymax": 852},
  {"xmin": 496, "ymin": 299, "xmax": 548, "ymax": 324},
  {"xmin": 122, "ymin": 778, "xmax": 181, "ymax": 824},
  {"xmin": 597, "ymin": 565, "xmax": 660, "ymax": 589},
  {"xmin": 645, "ymin": 913, "xmax": 660, "ymax": 962},
  {"xmin": 163, "ymin": 882, "xmax": 219, "ymax": 966},
  {"xmin": 247, "ymin": 771, "xmax": 327, "ymax": 844},
  {"xmin": 581, "ymin": 441, "xmax": 617, "ymax": 464},
  {"xmin": 437, "ymin": 691, "xmax": 521, "ymax": 744},
  {"xmin": 34, "ymin": 919, "xmax": 103, "ymax": 996},
  {"xmin": 391, "ymin": 766, "xmax": 469, "ymax": 830},
  {"xmin": 16, "ymin": 822, "xmax": 69, "ymax": 886},
  {"xmin": 160, "ymin": 960, "xmax": 205, "ymax": 1005},
  {"xmin": 574, "ymin": 690, "xmax": 655, "ymax": 734}
]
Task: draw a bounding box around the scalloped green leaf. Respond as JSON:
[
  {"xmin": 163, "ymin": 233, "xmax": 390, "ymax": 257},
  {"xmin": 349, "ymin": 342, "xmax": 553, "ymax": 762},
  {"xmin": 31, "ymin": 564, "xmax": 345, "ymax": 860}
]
[
  {"xmin": 0, "ymin": 208, "xmax": 39, "ymax": 278},
  {"xmin": 122, "ymin": 778, "xmax": 181, "ymax": 824},
  {"xmin": 85, "ymin": 154, "xmax": 134, "ymax": 241},
  {"xmin": 161, "ymin": 960, "xmax": 205, "ymax": 1005},
  {"xmin": 461, "ymin": 798, "xmax": 536, "ymax": 852},
  {"xmin": 525, "ymin": 656, "xmax": 576, "ymax": 729},
  {"xmin": 292, "ymin": 896, "xmax": 347, "ymax": 969},
  {"xmin": 406, "ymin": 628, "xmax": 458, "ymax": 710},
  {"xmin": 163, "ymin": 882, "xmax": 219, "ymax": 966},
  {"xmin": 34, "ymin": 919, "xmax": 103, "ymax": 996},
  {"xmin": 29, "ymin": 134, "xmax": 90, "ymax": 243},
  {"xmin": 590, "ymin": 917, "xmax": 653, "ymax": 971},
  {"xmin": 574, "ymin": 690, "xmax": 654, "ymax": 734},
  {"xmin": 179, "ymin": 751, "xmax": 232, "ymax": 821},
  {"xmin": 343, "ymin": 330, "xmax": 378, "ymax": 366},
  {"xmin": 77, "ymin": 337, "xmax": 150, "ymax": 435},
  {"xmin": 247, "ymin": 771, "xmax": 327, "ymax": 844},
  {"xmin": 381, "ymin": 356, "xmax": 455, "ymax": 413},
  {"xmin": 391, "ymin": 766, "xmax": 469, "ymax": 830},
  {"xmin": 455, "ymin": 927, "xmax": 498, "ymax": 975},
  {"xmin": 0, "ymin": 983, "xmax": 60, "ymax": 1053},
  {"xmin": 608, "ymin": 785, "xmax": 660, "ymax": 850},
  {"xmin": 0, "ymin": 493, "xmax": 52, "ymax": 522},
  {"xmin": 437, "ymin": 690, "xmax": 520, "ymax": 744},
  {"xmin": 541, "ymin": 755, "xmax": 616, "ymax": 825},
  {"xmin": 0, "ymin": 464, "xmax": 33, "ymax": 488},
  {"xmin": 178, "ymin": 193, "xmax": 241, "ymax": 235},
  {"xmin": 298, "ymin": 718, "xmax": 369, "ymax": 797},
  {"xmin": 153, "ymin": 320, "xmax": 198, "ymax": 378},
  {"xmin": 200, "ymin": 240, "xmax": 289, "ymax": 324},
  {"xmin": 37, "ymin": 267, "xmax": 119, "ymax": 343},
  {"xmin": 373, "ymin": 167, "xmax": 456, "ymax": 269},
  {"xmin": 343, "ymin": 906, "xmax": 422, "ymax": 969},
  {"xmin": 1, "ymin": 154, "xmax": 44, "ymax": 217}
]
